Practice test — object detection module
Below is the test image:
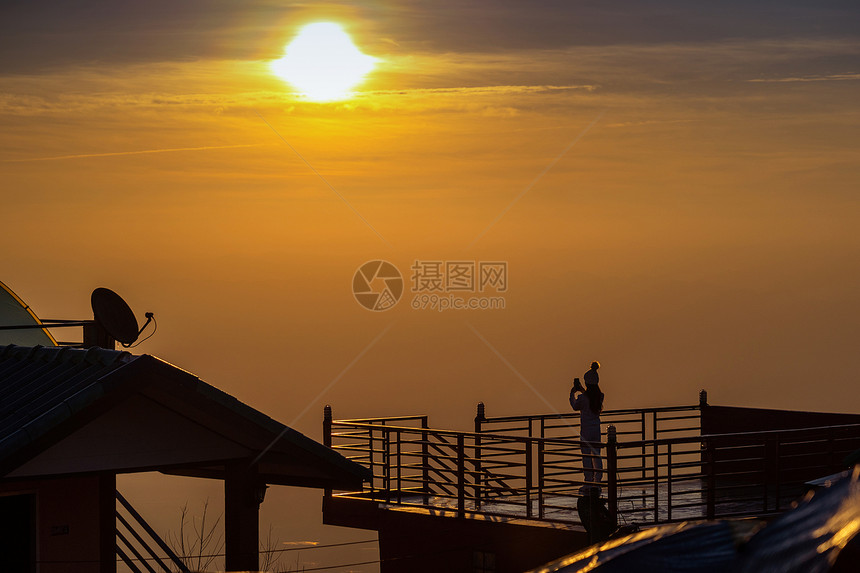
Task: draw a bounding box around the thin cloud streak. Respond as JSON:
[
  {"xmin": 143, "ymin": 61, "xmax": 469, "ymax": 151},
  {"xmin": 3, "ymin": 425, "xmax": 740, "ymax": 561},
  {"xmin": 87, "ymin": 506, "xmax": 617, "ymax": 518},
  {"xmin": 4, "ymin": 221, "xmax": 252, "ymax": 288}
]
[
  {"xmin": 748, "ymin": 73, "xmax": 860, "ymax": 83},
  {"xmin": 1, "ymin": 143, "xmax": 264, "ymax": 162},
  {"xmin": 361, "ymin": 84, "xmax": 598, "ymax": 96},
  {"xmin": 466, "ymin": 322, "xmax": 574, "ymax": 429},
  {"xmin": 254, "ymin": 109, "xmax": 394, "ymax": 249},
  {"xmin": 251, "ymin": 322, "xmax": 396, "ymax": 466},
  {"xmin": 468, "ymin": 112, "xmax": 603, "ymax": 248}
]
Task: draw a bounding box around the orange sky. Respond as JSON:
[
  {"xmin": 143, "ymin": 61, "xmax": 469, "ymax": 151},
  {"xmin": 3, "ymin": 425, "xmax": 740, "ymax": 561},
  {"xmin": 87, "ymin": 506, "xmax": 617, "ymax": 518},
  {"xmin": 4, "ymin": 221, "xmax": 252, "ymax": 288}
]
[{"xmin": 2, "ymin": 2, "xmax": 860, "ymax": 570}]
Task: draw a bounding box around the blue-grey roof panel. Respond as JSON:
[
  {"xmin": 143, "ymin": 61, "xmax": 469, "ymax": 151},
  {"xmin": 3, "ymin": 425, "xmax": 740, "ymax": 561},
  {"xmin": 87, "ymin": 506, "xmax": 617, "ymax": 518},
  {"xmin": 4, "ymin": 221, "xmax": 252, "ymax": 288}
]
[
  {"xmin": 0, "ymin": 344, "xmax": 369, "ymax": 485},
  {"xmin": 0, "ymin": 344, "xmax": 132, "ymax": 441}
]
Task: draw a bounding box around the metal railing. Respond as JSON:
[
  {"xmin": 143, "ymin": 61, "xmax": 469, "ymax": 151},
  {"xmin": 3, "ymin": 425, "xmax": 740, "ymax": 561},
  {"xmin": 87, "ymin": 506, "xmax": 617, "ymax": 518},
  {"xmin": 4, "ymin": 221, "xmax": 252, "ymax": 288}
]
[
  {"xmin": 477, "ymin": 403, "xmax": 702, "ymax": 443},
  {"xmin": 325, "ymin": 402, "xmax": 860, "ymax": 529},
  {"xmin": 116, "ymin": 490, "xmax": 190, "ymax": 573}
]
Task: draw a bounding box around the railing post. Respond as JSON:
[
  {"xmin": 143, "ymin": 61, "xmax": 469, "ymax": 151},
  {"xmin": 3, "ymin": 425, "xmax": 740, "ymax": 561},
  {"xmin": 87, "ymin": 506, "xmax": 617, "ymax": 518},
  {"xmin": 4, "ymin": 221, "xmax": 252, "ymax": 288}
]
[
  {"xmin": 653, "ymin": 441, "xmax": 660, "ymax": 523},
  {"xmin": 323, "ymin": 405, "xmax": 333, "ymax": 499},
  {"xmin": 537, "ymin": 439, "xmax": 545, "ymax": 519},
  {"xmin": 369, "ymin": 427, "xmax": 377, "ymax": 498},
  {"xmin": 323, "ymin": 405, "xmax": 332, "ymax": 447},
  {"xmin": 699, "ymin": 390, "xmax": 708, "ymax": 434},
  {"xmin": 640, "ymin": 411, "xmax": 647, "ymax": 479},
  {"xmin": 457, "ymin": 434, "xmax": 466, "ymax": 517},
  {"xmin": 763, "ymin": 438, "xmax": 773, "ymax": 512},
  {"xmin": 666, "ymin": 442, "xmax": 673, "ymax": 522},
  {"xmin": 774, "ymin": 438, "xmax": 781, "ymax": 512},
  {"xmin": 705, "ymin": 437, "xmax": 716, "ymax": 519},
  {"xmin": 383, "ymin": 430, "xmax": 391, "ymax": 504},
  {"xmin": 116, "ymin": 491, "xmax": 190, "ymax": 573},
  {"xmin": 652, "ymin": 413, "xmax": 659, "ymax": 522},
  {"xmin": 607, "ymin": 425, "xmax": 618, "ymax": 528},
  {"xmin": 396, "ymin": 429, "xmax": 402, "ymax": 504},
  {"xmin": 525, "ymin": 438, "xmax": 533, "ymax": 518},
  {"xmin": 474, "ymin": 402, "xmax": 485, "ymax": 508},
  {"xmin": 422, "ymin": 416, "xmax": 429, "ymax": 505}
]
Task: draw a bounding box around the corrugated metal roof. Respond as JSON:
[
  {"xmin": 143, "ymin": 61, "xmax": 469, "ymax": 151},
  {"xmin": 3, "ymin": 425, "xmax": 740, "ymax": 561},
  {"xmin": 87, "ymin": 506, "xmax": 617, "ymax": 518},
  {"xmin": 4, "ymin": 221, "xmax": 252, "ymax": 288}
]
[
  {"xmin": 0, "ymin": 344, "xmax": 133, "ymax": 452},
  {"xmin": 0, "ymin": 344, "xmax": 369, "ymax": 487}
]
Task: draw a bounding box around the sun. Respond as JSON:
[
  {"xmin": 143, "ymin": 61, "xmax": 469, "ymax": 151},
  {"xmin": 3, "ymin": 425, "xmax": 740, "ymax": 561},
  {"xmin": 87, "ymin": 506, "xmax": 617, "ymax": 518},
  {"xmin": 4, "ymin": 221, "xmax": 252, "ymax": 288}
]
[{"xmin": 271, "ymin": 22, "xmax": 378, "ymax": 101}]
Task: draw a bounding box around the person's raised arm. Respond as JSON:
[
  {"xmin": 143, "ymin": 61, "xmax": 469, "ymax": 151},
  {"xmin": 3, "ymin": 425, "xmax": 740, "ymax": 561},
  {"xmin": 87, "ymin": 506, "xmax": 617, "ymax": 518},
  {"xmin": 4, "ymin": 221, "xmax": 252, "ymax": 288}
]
[{"xmin": 570, "ymin": 378, "xmax": 584, "ymax": 410}]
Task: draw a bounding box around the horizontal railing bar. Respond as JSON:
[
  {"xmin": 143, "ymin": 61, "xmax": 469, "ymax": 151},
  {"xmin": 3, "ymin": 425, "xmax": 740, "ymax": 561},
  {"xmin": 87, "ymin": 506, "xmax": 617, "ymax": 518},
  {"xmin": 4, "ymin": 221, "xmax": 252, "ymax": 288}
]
[
  {"xmin": 476, "ymin": 426, "xmax": 533, "ymax": 433},
  {"xmin": 336, "ymin": 420, "xmax": 860, "ymax": 449},
  {"xmin": 545, "ymin": 477, "xmax": 583, "ymax": 485},
  {"xmin": 332, "ymin": 445, "xmax": 376, "ymax": 453},
  {"xmin": 665, "ymin": 461, "xmax": 706, "ymax": 470},
  {"xmin": 538, "ymin": 484, "xmax": 583, "ymax": 492},
  {"xmin": 330, "ymin": 431, "xmax": 374, "ymax": 438},
  {"xmin": 477, "ymin": 446, "xmax": 529, "ymax": 455},
  {"xmin": 334, "ymin": 415, "xmax": 428, "ymax": 423},
  {"xmin": 617, "ymin": 493, "xmax": 659, "ymax": 500},
  {"xmin": 655, "ymin": 414, "xmax": 701, "ymax": 422},
  {"xmin": 541, "ymin": 450, "xmax": 585, "ymax": 458},
  {"xmin": 474, "ymin": 440, "xmax": 530, "ymax": 449},
  {"xmin": 479, "ymin": 405, "xmax": 700, "ymax": 425},
  {"xmin": 666, "ymin": 501, "xmax": 711, "ymax": 510},
  {"xmin": 710, "ymin": 483, "xmax": 769, "ymax": 493},
  {"xmin": 617, "ymin": 507, "xmax": 664, "ymax": 515},
  {"xmin": 655, "ymin": 427, "xmax": 701, "ymax": 434},
  {"xmin": 541, "ymin": 471, "xmax": 582, "ymax": 479},
  {"xmin": 341, "ymin": 456, "xmax": 372, "ymax": 464},
  {"xmin": 778, "ymin": 450, "xmax": 842, "ymax": 459},
  {"xmin": 541, "ymin": 461, "xmax": 583, "ymax": 470}
]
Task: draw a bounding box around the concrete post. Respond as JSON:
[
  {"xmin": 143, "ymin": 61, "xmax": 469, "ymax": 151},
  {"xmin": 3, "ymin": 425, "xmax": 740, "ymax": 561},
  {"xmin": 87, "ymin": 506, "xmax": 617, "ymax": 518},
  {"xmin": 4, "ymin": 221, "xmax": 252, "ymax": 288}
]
[{"xmin": 224, "ymin": 462, "xmax": 260, "ymax": 572}]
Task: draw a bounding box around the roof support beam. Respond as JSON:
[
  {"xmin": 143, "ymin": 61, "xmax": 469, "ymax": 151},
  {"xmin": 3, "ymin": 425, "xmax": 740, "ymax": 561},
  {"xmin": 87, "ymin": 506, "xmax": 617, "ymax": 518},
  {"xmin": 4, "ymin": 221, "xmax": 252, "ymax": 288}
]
[
  {"xmin": 224, "ymin": 461, "xmax": 261, "ymax": 572},
  {"xmin": 99, "ymin": 473, "xmax": 117, "ymax": 573}
]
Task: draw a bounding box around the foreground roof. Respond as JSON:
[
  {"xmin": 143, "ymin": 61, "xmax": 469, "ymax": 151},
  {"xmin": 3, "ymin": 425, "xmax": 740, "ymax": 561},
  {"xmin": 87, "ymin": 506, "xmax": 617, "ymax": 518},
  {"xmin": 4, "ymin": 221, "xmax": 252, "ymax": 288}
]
[{"xmin": 0, "ymin": 344, "xmax": 368, "ymax": 489}]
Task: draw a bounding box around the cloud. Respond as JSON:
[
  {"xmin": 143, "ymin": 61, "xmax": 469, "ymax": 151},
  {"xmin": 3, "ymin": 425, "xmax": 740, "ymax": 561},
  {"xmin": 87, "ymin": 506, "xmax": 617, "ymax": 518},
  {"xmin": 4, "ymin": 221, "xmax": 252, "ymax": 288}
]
[
  {"xmin": 2, "ymin": 0, "xmax": 859, "ymax": 73},
  {"xmin": 606, "ymin": 119, "xmax": 700, "ymax": 128},
  {"xmin": 1, "ymin": 144, "xmax": 264, "ymax": 163},
  {"xmin": 747, "ymin": 72, "xmax": 860, "ymax": 83},
  {"xmin": 364, "ymin": 85, "xmax": 596, "ymax": 96},
  {"xmin": 281, "ymin": 540, "xmax": 320, "ymax": 547}
]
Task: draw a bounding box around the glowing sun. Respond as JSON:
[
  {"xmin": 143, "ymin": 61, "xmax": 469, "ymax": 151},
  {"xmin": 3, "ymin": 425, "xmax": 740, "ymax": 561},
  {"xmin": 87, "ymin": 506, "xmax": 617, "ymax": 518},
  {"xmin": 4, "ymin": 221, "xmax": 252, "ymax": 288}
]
[{"xmin": 271, "ymin": 22, "xmax": 378, "ymax": 101}]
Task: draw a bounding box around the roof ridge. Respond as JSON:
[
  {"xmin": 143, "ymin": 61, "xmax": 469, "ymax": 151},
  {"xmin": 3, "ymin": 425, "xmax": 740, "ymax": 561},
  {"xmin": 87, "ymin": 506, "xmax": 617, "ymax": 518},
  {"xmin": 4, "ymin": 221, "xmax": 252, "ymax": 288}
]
[{"xmin": 0, "ymin": 344, "xmax": 133, "ymax": 366}]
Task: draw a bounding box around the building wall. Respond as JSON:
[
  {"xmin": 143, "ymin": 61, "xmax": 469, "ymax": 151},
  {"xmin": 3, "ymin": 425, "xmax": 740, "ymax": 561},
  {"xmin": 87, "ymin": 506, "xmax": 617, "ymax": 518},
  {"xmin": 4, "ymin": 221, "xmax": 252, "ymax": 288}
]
[
  {"xmin": 0, "ymin": 474, "xmax": 116, "ymax": 573},
  {"xmin": 701, "ymin": 405, "xmax": 860, "ymax": 435},
  {"xmin": 701, "ymin": 405, "xmax": 860, "ymax": 486},
  {"xmin": 377, "ymin": 512, "xmax": 587, "ymax": 573},
  {"xmin": 324, "ymin": 496, "xmax": 588, "ymax": 573}
]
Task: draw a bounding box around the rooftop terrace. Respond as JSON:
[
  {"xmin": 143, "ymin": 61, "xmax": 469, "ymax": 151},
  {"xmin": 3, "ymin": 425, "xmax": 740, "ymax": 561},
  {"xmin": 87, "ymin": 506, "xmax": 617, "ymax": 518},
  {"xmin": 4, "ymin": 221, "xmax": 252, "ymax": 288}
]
[{"xmin": 324, "ymin": 392, "xmax": 860, "ymax": 531}]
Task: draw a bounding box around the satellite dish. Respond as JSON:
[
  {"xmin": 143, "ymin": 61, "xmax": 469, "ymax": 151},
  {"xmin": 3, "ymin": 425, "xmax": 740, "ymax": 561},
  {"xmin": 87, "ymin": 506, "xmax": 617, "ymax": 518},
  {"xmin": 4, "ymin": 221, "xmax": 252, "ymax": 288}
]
[
  {"xmin": 91, "ymin": 287, "xmax": 139, "ymax": 345},
  {"xmin": 0, "ymin": 281, "xmax": 58, "ymax": 347}
]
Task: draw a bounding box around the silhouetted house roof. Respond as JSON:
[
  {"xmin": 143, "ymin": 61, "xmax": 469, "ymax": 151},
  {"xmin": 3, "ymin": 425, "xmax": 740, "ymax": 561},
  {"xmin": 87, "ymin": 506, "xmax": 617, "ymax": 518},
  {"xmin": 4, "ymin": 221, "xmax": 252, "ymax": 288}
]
[{"xmin": 0, "ymin": 344, "xmax": 368, "ymax": 488}]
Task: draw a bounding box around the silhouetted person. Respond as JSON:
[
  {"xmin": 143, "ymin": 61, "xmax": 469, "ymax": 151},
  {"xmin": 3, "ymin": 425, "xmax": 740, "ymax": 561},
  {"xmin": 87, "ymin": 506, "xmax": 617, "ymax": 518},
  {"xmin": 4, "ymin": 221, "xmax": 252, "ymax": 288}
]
[{"xmin": 570, "ymin": 361, "xmax": 604, "ymax": 494}]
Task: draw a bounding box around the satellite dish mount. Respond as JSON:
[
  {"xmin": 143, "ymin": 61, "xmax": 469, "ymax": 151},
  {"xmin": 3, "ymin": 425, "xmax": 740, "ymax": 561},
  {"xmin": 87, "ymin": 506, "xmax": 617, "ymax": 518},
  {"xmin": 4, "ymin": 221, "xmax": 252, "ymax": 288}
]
[
  {"xmin": 86, "ymin": 288, "xmax": 152, "ymax": 349},
  {"xmin": 0, "ymin": 285, "xmax": 154, "ymax": 350}
]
